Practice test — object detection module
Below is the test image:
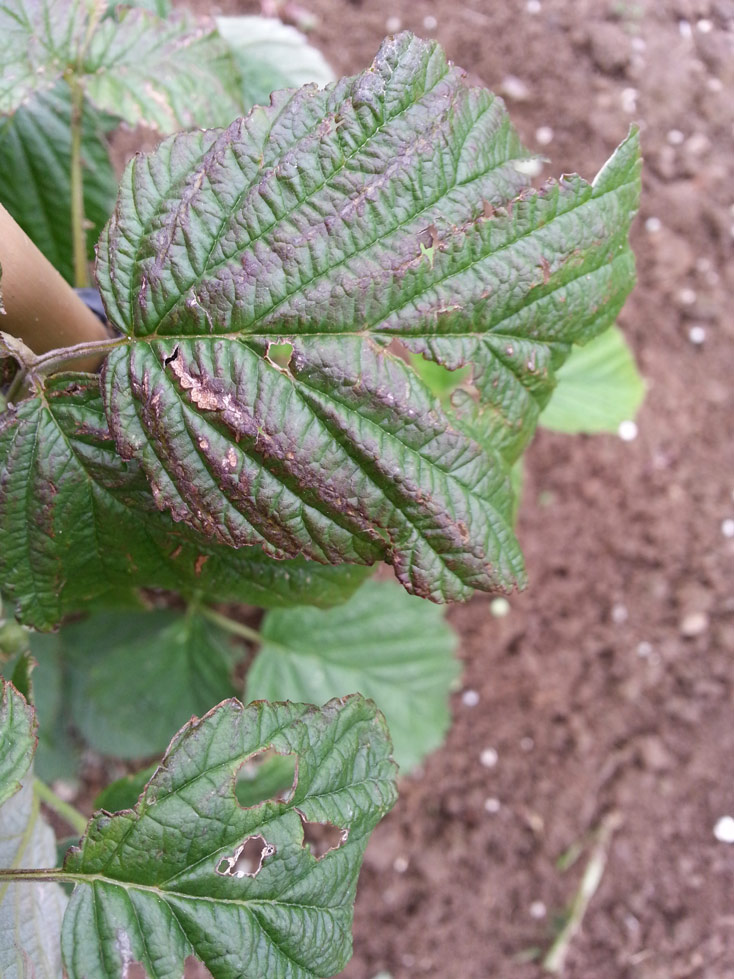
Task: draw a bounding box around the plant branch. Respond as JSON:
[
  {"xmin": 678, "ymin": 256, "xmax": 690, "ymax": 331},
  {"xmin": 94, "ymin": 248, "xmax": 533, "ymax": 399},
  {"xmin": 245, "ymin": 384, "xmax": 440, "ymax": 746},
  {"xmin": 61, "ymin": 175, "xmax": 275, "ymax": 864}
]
[
  {"xmin": 200, "ymin": 606, "xmax": 263, "ymax": 646},
  {"xmin": 33, "ymin": 778, "xmax": 88, "ymax": 836},
  {"xmin": 68, "ymin": 75, "xmax": 88, "ymax": 289}
]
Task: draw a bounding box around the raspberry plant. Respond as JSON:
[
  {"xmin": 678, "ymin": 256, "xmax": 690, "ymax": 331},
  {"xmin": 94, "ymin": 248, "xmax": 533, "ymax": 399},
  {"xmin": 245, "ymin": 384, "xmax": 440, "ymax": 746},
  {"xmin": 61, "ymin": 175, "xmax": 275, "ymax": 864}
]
[{"xmin": 0, "ymin": 5, "xmax": 641, "ymax": 975}]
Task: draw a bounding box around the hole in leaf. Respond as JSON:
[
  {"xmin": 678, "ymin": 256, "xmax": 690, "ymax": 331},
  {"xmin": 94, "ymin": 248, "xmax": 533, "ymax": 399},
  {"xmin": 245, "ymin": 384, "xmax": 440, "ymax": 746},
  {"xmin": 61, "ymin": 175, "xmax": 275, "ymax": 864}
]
[
  {"xmin": 297, "ymin": 809, "xmax": 349, "ymax": 859},
  {"xmin": 235, "ymin": 747, "xmax": 298, "ymax": 808},
  {"xmin": 215, "ymin": 835, "xmax": 276, "ymax": 878},
  {"xmin": 266, "ymin": 341, "xmax": 293, "ymax": 370},
  {"xmin": 123, "ymin": 965, "xmax": 147, "ymax": 979},
  {"xmin": 409, "ymin": 352, "xmax": 472, "ymax": 403}
]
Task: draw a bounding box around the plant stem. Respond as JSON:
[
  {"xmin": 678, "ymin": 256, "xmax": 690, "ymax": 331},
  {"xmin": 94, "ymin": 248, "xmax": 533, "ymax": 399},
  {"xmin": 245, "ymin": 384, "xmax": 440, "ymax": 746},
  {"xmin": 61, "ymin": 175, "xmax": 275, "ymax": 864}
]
[
  {"xmin": 0, "ymin": 867, "xmax": 68, "ymax": 883},
  {"xmin": 33, "ymin": 779, "xmax": 88, "ymax": 836},
  {"xmin": 200, "ymin": 607, "xmax": 263, "ymax": 646},
  {"xmin": 68, "ymin": 76, "xmax": 88, "ymax": 289},
  {"xmin": 543, "ymin": 811, "xmax": 622, "ymax": 973},
  {"xmin": 31, "ymin": 334, "xmax": 128, "ymax": 376}
]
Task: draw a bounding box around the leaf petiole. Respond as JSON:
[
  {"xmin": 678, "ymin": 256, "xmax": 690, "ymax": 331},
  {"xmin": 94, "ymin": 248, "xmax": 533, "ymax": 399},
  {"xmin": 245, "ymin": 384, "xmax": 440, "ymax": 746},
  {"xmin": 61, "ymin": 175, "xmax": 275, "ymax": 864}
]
[
  {"xmin": 33, "ymin": 778, "xmax": 87, "ymax": 836},
  {"xmin": 199, "ymin": 606, "xmax": 263, "ymax": 646}
]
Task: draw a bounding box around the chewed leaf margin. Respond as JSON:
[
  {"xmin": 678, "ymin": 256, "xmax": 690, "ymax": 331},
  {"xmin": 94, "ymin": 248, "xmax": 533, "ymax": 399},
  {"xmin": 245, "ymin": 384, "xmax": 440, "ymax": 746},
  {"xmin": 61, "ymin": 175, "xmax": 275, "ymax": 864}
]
[{"xmin": 61, "ymin": 694, "xmax": 397, "ymax": 979}]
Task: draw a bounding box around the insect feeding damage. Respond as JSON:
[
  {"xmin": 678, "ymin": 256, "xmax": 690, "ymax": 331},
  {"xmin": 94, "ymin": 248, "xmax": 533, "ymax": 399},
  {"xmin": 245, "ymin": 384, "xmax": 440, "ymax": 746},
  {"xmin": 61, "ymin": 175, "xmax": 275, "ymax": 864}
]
[{"xmin": 216, "ymin": 835, "xmax": 276, "ymax": 878}]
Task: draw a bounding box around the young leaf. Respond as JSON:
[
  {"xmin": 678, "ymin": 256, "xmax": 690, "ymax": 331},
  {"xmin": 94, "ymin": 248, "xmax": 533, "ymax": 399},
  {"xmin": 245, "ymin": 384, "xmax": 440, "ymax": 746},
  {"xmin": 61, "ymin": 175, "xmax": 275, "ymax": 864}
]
[
  {"xmin": 0, "ymin": 376, "xmax": 371, "ymax": 630},
  {"xmin": 217, "ymin": 15, "xmax": 334, "ymax": 111},
  {"xmin": 0, "ymin": 683, "xmax": 67, "ymax": 979},
  {"xmin": 0, "ymin": 680, "xmax": 35, "ymax": 807},
  {"xmin": 0, "ymin": 82, "xmax": 117, "ymax": 283},
  {"xmin": 247, "ymin": 579, "xmax": 459, "ymax": 770},
  {"xmin": 62, "ymin": 609, "xmax": 236, "ymax": 759},
  {"xmin": 539, "ymin": 325, "xmax": 645, "ymax": 434},
  {"xmin": 61, "ymin": 696, "xmax": 397, "ymax": 979},
  {"xmin": 97, "ymin": 33, "xmax": 640, "ymax": 603}
]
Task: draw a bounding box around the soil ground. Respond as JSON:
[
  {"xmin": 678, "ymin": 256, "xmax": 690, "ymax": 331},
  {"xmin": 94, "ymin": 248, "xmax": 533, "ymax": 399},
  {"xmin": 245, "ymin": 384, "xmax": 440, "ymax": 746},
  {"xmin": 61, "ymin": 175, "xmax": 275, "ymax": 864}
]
[{"xmin": 144, "ymin": 0, "xmax": 734, "ymax": 976}]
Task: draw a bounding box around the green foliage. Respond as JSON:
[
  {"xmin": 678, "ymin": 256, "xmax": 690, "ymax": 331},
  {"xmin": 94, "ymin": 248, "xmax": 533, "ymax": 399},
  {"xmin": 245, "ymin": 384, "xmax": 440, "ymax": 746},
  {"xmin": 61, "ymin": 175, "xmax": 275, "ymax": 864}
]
[
  {"xmin": 61, "ymin": 609, "xmax": 236, "ymax": 759},
  {"xmin": 0, "ymin": 84, "xmax": 116, "ymax": 282},
  {"xmin": 248, "ymin": 579, "xmax": 459, "ymax": 771},
  {"xmin": 0, "ymin": 17, "xmax": 642, "ymax": 976},
  {"xmin": 538, "ymin": 326, "xmax": 645, "ymax": 434}
]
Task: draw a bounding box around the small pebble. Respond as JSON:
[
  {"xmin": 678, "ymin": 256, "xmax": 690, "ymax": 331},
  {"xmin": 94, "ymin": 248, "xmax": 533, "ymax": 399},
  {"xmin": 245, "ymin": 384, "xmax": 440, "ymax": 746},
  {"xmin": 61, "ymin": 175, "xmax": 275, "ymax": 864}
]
[
  {"xmin": 620, "ymin": 88, "xmax": 638, "ymax": 113},
  {"xmin": 385, "ymin": 16, "xmax": 401, "ymax": 32},
  {"xmin": 520, "ymin": 737, "xmax": 535, "ymax": 752},
  {"xmin": 484, "ymin": 797, "xmax": 501, "ymax": 813},
  {"xmin": 529, "ymin": 901, "xmax": 547, "ymax": 919},
  {"xmin": 526, "ymin": 0, "xmax": 541, "ymax": 12},
  {"xmin": 422, "ymin": 14, "xmax": 437, "ymax": 30},
  {"xmin": 535, "ymin": 125, "xmax": 553, "ymax": 145},
  {"xmin": 645, "ymin": 216, "xmax": 662, "ymax": 233},
  {"xmin": 688, "ymin": 325, "xmax": 706, "ymax": 345},
  {"xmin": 618, "ymin": 420, "xmax": 638, "ymax": 442},
  {"xmin": 707, "ymin": 77, "xmax": 723, "ymax": 93},
  {"xmin": 667, "ymin": 129, "xmax": 685, "ymax": 145},
  {"xmin": 461, "ymin": 689, "xmax": 480, "ymax": 707},
  {"xmin": 500, "ymin": 75, "xmax": 530, "ymax": 101},
  {"xmin": 513, "ymin": 158, "xmax": 543, "ymax": 177},
  {"xmin": 680, "ymin": 612, "xmax": 709, "ymax": 638},
  {"xmin": 721, "ymin": 518, "xmax": 734, "ymax": 538},
  {"xmin": 490, "ymin": 597, "xmax": 511, "ymax": 617},
  {"xmin": 631, "ymin": 37, "xmax": 646, "ymax": 52},
  {"xmin": 612, "ymin": 602, "xmax": 629, "ymax": 624},
  {"xmin": 636, "ymin": 641, "xmax": 653, "ymax": 658},
  {"xmin": 393, "ymin": 856, "xmax": 409, "ymax": 873},
  {"xmin": 678, "ymin": 287, "xmax": 697, "ymax": 305},
  {"xmin": 714, "ymin": 816, "xmax": 734, "ymax": 843},
  {"xmin": 696, "ymin": 18, "xmax": 713, "ymax": 33},
  {"xmin": 678, "ymin": 19, "xmax": 692, "ymax": 39},
  {"xmin": 480, "ymin": 747, "xmax": 499, "ymax": 769}
]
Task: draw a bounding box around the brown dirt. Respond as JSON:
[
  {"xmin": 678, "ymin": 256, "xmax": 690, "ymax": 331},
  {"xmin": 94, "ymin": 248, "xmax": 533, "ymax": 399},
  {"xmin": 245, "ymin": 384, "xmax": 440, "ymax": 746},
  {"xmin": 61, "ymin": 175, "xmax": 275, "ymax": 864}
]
[{"xmin": 151, "ymin": 0, "xmax": 734, "ymax": 975}]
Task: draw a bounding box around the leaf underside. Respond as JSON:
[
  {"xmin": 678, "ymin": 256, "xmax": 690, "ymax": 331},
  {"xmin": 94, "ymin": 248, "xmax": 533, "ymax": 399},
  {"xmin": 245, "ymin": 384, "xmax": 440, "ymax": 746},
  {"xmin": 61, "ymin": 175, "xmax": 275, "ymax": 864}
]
[
  {"xmin": 62, "ymin": 695, "xmax": 397, "ymax": 979},
  {"xmin": 0, "ymin": 375, "xmax": 371, "ymax": 630},
  {"xmin": 96, "ymin": 32, "xmax": 640, "ymax": 603},
  {"xmin": 0, "ymin": 680, "xmax": 36, "ymax": 808}
]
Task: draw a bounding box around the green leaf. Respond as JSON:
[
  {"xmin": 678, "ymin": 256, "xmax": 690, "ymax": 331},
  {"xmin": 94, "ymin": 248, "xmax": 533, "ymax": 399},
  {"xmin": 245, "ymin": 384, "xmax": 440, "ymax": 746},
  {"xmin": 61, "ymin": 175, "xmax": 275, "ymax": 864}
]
[
  {"xmin": 0, "ymin": 2, "xmax": 240, "ymax": 131},
  {"xmin": 0, "ymin": 685, "xmax": 67, "ymax": 978},
  {"xmin": 61, "ymin": 695, "xmax": 397, "ymax": 979},
  {"xmin": 0, "ymin": 82, "xmax": 117, "ymax": 283},
  {"xmin": 248, "ymin": 579, "xmax": 459, "ymax": 771},
  {"xmin": 0, "ymin": 680, "xmax": 35, "ymax": 807},
  {"xmin": 62, "ymin": 609, "xmax": 236, "ymax": 759},
  {"xmin": 0, "ymin": 376, "xmax": 372, "ymax": 630},
  {"xmin": 0, "ymin": 778, "xmax": 67, "ymax": 978},
  {"xmin": 93, "ymin": 766, "xmax": 157, "ymax": 813},
  {"xmin": 97, "ymin": 33, "xmax": 640, "ymax": 604},
  {"xmin": 216, "ymin": 15, "xmax": 334, "ymax": 110},
  {"xmin": 83, "ymin": 8, "xmax": 242, "ymax": 130},
  {"xmin": 539, "ymin": 325, "xmax": 645, "ymax": 434}
]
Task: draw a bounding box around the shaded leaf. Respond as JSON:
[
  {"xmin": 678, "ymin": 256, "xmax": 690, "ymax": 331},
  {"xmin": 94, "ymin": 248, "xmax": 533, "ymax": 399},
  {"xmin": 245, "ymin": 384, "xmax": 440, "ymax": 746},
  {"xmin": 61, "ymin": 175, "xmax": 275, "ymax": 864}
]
[
  {"xmin": 0, "ymin": 680, "xmax": 35, "ymax": 807},
  {"xmin": 97, "ymin": 33, "xmax": 640, "ymax": 603},
  {"xmin": 248, "ymin": 579, "xmax": 459, "ymax": 770},
  {"xmin": 217, "ymin": 15, "xmax": 334, "ymax": 111},
  {"xmin": 93, "ymin": 766, "xmax": 157, "ymax": 813},
  {"xmin": 62, "ymin": 609, "xmax": 236, "ymax": 759},
  {"xmin": 0, "ymin": 82, "xmax": 117, "ymax": 283},
  {"xmin": 0, "ymin": 375, "xmax": 372, "ymax": 630},
  {"xmin": 61, "ymin": 695, "xmax": 397, "ymax": 979},
  {"xmin": 539, "ymin": 325, "xmax": 645, "ymax": 434}
]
